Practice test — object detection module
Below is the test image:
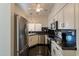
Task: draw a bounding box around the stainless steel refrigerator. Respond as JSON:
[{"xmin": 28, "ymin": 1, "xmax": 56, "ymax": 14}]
[{"xmin": 16, "ymin": 16, "xmax": 28, "ymax": 56}]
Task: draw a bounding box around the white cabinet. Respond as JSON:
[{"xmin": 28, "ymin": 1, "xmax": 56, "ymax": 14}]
[
  {"xmin": 28, "ymin": 35, "xmax": 47, "ymax": 47},
  {"xmin": 35, "ymin": 24, "xmax": 42, "ymax": 31},
  {"xmin": 28, "ymin": 35, "xmax": 38, "ymax": 47},
  {"xmin": 54, "ymin": 15, "xmax": 58, "ymax": 21},
  {"xmin": 51, "ymin": 4, "xmax": 75, "ymax": 29},
  {"xmin": 28, "ymin": 23, "xmax": 35, "ymax": 31},
  {"xmin": 63, "ymin": 50, "xmax": 76, "ymax": 56},
  {"xmin": 57, "ymin": 10, "xmax": 64, "ymax": 29},
  {"xmin": 49, "ymin": 4, "xmax": 75, "ymax": 29},
  {"xmin": 28, "ymin": 23, "xmax": 42, "ymax": 31},
  {"xmin": 63, "ymin": 4, "xmax": 75, "ymax": 29}
]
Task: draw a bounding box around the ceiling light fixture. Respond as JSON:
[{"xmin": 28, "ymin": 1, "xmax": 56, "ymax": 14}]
[
  {"xmin": 36, "ymin": 8, "xmax": 41, "ymax": 12},
  {"xmin": 36, "ymin": 4, "xmax": 43, "ymax": 12}
]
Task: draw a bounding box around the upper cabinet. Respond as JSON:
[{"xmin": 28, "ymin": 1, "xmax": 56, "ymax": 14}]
[
  {"xmin": 48, "ymin": 4, "xmax": 75, "ymax": 29},
  {"xmin": 28, "ymin": 23, "xmax": 42, "ymax": 31},
  {"xmin": 57, "ymin": 9, "xmax": 64, "ymax": 29},
  {"xmin": 63, "ymin": 4, "xmax": 75, "ymax": 29}
]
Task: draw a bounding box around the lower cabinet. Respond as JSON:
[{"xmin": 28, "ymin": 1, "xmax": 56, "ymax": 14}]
[
  {"xmin": 63, "ymin": 50, "xmax": 76, "ymax": 56},
  {"xmin": 28, "ymin": 35, "xmax": 38, "ymax": 47},
  {"xmin": 28, "ymin": 35, "xmax": 48, "ymax": 47}
]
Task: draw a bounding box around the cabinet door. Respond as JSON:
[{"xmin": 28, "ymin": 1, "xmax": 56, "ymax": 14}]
[
  {"xmin": 57, "ymin": 10, "xmax": 64, "ymax": 29},
  {"xmin": 28, "ymin": 35, "xmax": 38, "ymax": 47},
  {"xmin": 54, "ymin": 15, "xmax": 58, "ymax": 21},
  {"xmin": 63, "ymin": 4, "xmax": 75, "ymax": 29}
]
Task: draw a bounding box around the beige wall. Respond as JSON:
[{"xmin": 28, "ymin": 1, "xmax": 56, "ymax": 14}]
[{"xmin": 48, "ymin": 3, "xmax": 79, "ymax": 56}]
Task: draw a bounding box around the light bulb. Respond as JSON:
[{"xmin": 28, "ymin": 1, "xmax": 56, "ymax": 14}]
[{"xmin": 36, "ymin": 8, "xmax": 41, "ymax": 12}]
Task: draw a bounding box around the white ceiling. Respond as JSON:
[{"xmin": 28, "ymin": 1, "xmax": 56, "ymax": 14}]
[{"xmin": 15, "ymin": 3, "xmax": 54, "ymax": 17}]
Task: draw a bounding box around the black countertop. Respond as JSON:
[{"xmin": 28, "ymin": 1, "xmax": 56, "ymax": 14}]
[{"xmin": 29, "ymin": 31, "xmax": 48, "ymax": 34}]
